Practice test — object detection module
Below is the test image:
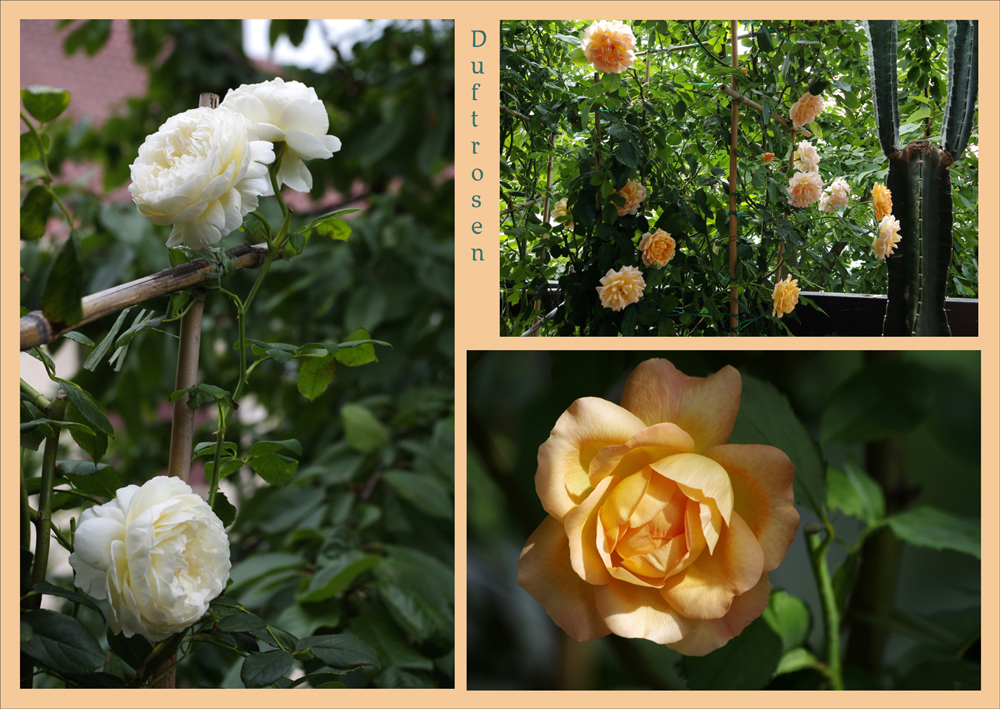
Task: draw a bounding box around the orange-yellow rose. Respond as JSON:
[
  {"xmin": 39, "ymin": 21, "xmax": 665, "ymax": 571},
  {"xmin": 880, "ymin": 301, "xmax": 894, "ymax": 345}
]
[
  {"xmin": 771, "ymin": 275, "xmax": 800, "ymax": 318},
  {"xmin": 762, "ymin": 152, "xmax": 775, "ymax": 162},
  {"xmin": 872, "ymin": 182, "xmax": 893, "ymax": 222},
  {"xmin": 638, "ymin": 228, "xmax": 676, "ymax": 268},
  {"xmin": 581, "ymin": 21, "xmax": 636, "ymax": 74},
  {"xmin": 596, "ymin": 265, "xmax": 645, "ymax": 311},
  {"xmin": 871, "ymin": 215, "xmax": 902, "ymax": 259},
  {"xmin": 518, "ymin": 359, "xmax": 799, "ymax": 655},
  {"xmin": 612, "ymin": 179, "xmax": 646, "ymax": 216},
  {"xmin": 789, "ymin": 91, "xmax": 824, "ymax": 128}
]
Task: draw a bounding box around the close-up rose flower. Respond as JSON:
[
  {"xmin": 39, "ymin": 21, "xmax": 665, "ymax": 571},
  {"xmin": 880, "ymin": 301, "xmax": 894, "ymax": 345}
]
[
  {"xmin": 818, "ymin": 193, "xmax": 833, "ymax": 213},
  {"xmin": 871, "ymin": 214, "xmax": 902, "ymax": 259},
  {"xmin": 581, "ymin": 20, "xmax": 636, "ymax": 74},
  {"xmin": 517, "ymin": 359, "xmax": 799, "ymax": 655},
  {"xmin": 69, "ymin": 476, "xmax": 231, "ymax": 643},
  {"xmin": 792, "ymin": 140, "xmax": 820, "ymax": 173},
  {"xmin": 789, "ymin": 91, "xmax": 825, "ymax": 128},
  {"xmin": 550, "ymin": 197, "xmax": 575, "ymax": 230},
  {"xmin": 612, "ymin": 178, "xmax": 646, "ymax": 216},
  {"xmin": 597, "ymin": 265, "xmax": 645, "ymax": 311},
  {"xmin": 638, "ymin": 228, "xmax": 676, "ymax": 268},
  {"xmin": 129, "ymin": 106, "xmax": 275, "ymax": 250},
  {"xmin": 872, "ymin": 182, "xmax": 893, "ymax": 222},
  {"xmin": 221, "ymin": 77, "xmax": 342, "ymax": 193},
  {"xmin": 771, "ymin": 274, "xmax": 800, "ymax": 318},
  {"xmin": 787, "ymin": 170, "xmax": 824, "ymax": 208},
  {"xmin": 827, "ymin": 178, "xmax": 851, "ymax": 209}
]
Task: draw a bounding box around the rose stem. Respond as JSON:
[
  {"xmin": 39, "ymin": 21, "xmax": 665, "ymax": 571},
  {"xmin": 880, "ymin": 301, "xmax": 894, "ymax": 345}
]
[
  {"xmin": 156, "ymin": 92, "xmax": 219, "ymax": 690},
  {"xmin": 805, "ymin": 523, "xmax": 844, "ymax": 690}
]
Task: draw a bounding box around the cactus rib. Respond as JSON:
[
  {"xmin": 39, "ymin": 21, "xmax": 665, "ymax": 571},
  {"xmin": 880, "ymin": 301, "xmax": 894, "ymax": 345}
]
[
  {"xmin": 864, "ymin": 20, "xmax": 900, "ymax": 157},
  {"xmin": 941, "ymin": 20, "xmax": 979, "ymax": 157}
]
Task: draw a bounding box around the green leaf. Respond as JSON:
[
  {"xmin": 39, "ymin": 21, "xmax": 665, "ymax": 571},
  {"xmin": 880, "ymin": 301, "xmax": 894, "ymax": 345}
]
[
  {"xmin": 106, "ymin": 630, "xmax": 152, "ymax": 672},
  {"xmin": 276, "ymin": 602, "xmax": 342, "ymax": 639},
  {"xmin": 885, "ymin": 506, "xmax": 980, "ymax": 558},
  {"xmin": 681, "ymin": 616, "xmax": 782, "ymax": 689},
  {"xmin": 55, "ymin": 379, "xmax": 114, "ymax": 437},
  {"xmin": 227, "ymin": 552, "xmax": 306, "ymax": 591},
  {"xmin": 826, "ymin": 461, "xmax": 885, "ymax": 524},
  {"xmin": 241, "ymin": 649, "xmax": 293, "ymax": 688},
  {"xmin": 298, "ymin": 552, "xmax": 382, "ymax": 603},
  {"xmin": 819, "ymin": 360, "xmax": 931, "ymax": 444},
  {"xmin": 82, "ymin": 307, "xmax": 133, "ymax": 373},
  {"xmin": 66, "ymin": 400, "xmax": 108, "ymax": 464},
  {"xmin": 205, "ymin": 458, "xmax": 245, "ymax": 484},
  {"xmin": 62, "ymin": 463, "xmax": 121, "ymax": 499},
  {"xmin": 774, "ymin": 647, "xmax": 822, "ymax": 677},
  {"xmin": 63, "ymin": 331, "xmax": 95, "ymax": 347},
  {"xmin": 729, "ymin": 373, "xmax": 826, "ymax": 516},
  {"xmin": 297, "ymin": 354, "xmax": 337, "ymax": 400},
  {"xmin": 761, "ymin": 590, "xmax": 812, "ymax": 654},
  {"xmin": 171, "ymin": 383, "xmax": 235, "ymax": 410},
  {"xmin": 20, "ymin": 185, "xmax": 54, "ymax": 241},
  {"xmin": 248, "ymin": 439, "xmax": 303, "ymax": 457},
  {"xmin": 249, "ymin": 453, "xmax": 298, "ymax": 486},
  {"xmin": 22, "ymin": 609, "xmax": 105, "ymax": 675},
  {"xmin": 20, "ymin": 131, "xmax": 43, "ymax": 161},
  {"xmin": 21, "ymin": 85, "xmax": 71, "ymax": 123},
  {"xmin": 305, "ymin": 209, "xmax": 360, "ymax": 242},
  {"xmin": 350, "ymin": 612, "xmax": 434, "ymax": 672},
  {"xmin": 295, "ymin": 633, "xmax": 379, "ymax": 673},
  {"xmin": 41, "ymin": 233, "xmax": 84, "ymax": 327},
  {"xmin": 334, "ymin": 328, "xmax": 380, "ymax": 367},
  {"xmin": 341, "ymin": 403, "xmax": 389, "ymax": 453},
  {"xmin": 32, "ymin": 580, "xmax": 106, "ymax": 623},
  {"xmin": 216, "ymin": 612, "xmax": 267, "ymax": 633},
  {"xmin": 212, "ymin": 489, "xmax": 237, "ymax": 527},
  {"xmin": 382, "ymin": 472, "xmax": 453, "ymax": 520}
]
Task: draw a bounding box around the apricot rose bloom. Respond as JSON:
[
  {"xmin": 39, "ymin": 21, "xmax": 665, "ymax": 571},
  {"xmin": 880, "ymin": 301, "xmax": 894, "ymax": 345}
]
[
  {"xmin": 517, "ymin": 359, "xmax": 799, "ymax": 655},
  {"xmin": 761, "ymin": 152, "xmax": 775, "ymax": 162},
  {"xmin": 612, "ymin": 179, "xmax": 647, "ymax": 216},
  {"xmin": 596, "ymin": 265, "xmax": 645, "ymax": 311},
  {"xmin": 827, "ymin": 178, "xmax": 851, "ymax": 209},
  {"xmin": 771, "ymin": 275, "xmax": 800, "ymax": 318},
  {"xmin": 789, "ymin": 91, "xmax": 824, "ymax": 128},
  {"xmin": 872, "ymin": 182, "xmax": 893, "ymax": 222},
  {"xmin": 638, "ymin": 228, "xmax": 676, "ymax": 268},
  {"xmin": 787, "ymin": 171, "xmax": 824, "ymax": 208},
  {"xmin": 551, "ymin": 197, "xmax": 575, "ymax": 230},
  {"xmin": 871, "ymin": 215, "xmax": 902, "ymax": 259},
  {"xmin": 581, "ymin": 21, "xmax": 636, "ymax": 74},
  {"xmin": 792, "ymin": 140, "xmax": 820, "ymax": 173}
]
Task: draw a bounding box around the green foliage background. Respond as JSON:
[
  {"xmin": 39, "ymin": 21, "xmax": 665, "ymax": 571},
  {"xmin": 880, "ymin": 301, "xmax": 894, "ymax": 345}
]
[
  {"xmin": 21, "ymin": 19, "xmax": 454, "ymax": 688},
  {"xmin": 499, "ymin": 20, "xmax": 978, "ymax": 336},
  {"xmin": 468, "ymin": 351, "xmax": 981, "ymax": 689}
]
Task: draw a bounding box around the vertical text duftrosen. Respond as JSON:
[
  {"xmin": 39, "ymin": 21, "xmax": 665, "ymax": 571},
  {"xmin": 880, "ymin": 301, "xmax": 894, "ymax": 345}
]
[{"xmin": 470, "ymin": 29, "xmax": 486, "ymax": 261}]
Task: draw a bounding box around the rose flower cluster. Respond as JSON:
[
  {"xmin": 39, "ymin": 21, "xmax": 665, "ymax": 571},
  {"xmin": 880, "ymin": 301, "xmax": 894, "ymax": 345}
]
[{"xmin": 129, "ymin": 77, "xmax": 340, "ymax": 251}]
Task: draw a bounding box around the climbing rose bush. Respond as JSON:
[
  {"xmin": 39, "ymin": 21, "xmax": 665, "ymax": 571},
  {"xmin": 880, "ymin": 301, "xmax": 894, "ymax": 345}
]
[
  {"xmin": 787, "ymin": 171, "xmax": 824, "ymax": 208},
  {"xmin": 129, "ymin": 106, "xmax": 274, "ymax": 250},
  {"xmin": 596, "ymin": 265, "xmax": 645, "ymax": 311},
  {"xmin": 789, "ymin": 91, "xmax": 824, "ymax": 128},
  {"xmin": 69, "ymin": 476, "xmax": 231, "ymax": 643},
  {"xmin": 581, "ymin": 20, "xmax": 636, "ymax": 74},
  {"xmin": 517, "ymin": 359, "xmax": 799, "ymax": 655},
  {"xmin": 613, "ymin": 179, "xmax": 646, "ymax": 216},
  {"xmin": 872, "ymin": 215, "xmax": 902, "ymax": 259},
  {"xmin": 638, "ymin": 228, "xmax": 676, "ymax": 268},
  {"xmin": 221, "ymin": 77, "xmax": 342, "ymax": 193},
  {"xmin": 771, "ymin": 275, "xmax": 800, "ymax": 318}
]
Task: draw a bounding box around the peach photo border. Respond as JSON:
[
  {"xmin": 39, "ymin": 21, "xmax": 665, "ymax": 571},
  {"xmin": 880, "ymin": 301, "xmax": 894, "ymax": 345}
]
[{"xmin": 3, "ymin": 2, "xmax": 998, "ymax": 707}]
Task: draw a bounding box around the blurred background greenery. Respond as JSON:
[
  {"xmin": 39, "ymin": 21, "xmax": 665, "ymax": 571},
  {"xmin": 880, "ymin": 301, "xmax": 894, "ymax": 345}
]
[
  {"xmin": 21, "ymin": 19, "xmax": 454, "ymax": 687},
  {"xmin": 467, "ymin": 350, "xmax": 980, "ymax": 689}
]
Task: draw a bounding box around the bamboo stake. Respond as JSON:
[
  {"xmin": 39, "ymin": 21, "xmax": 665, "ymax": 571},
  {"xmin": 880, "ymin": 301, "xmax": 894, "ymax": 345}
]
[
  {"xmin": 728, "ymin": 22, "xmax": 739, "ymax": 337},
  {"xmin": 20, "ymin": 242, "xmax": 269, "ymax": 351},
  {"xmin": 154, "ymin": 91, "xmax": 218, "ymax": 690},
  {"xmin": 531, "ymin": 133, "xmax": 557, "ymax": 336},
  {"xmin": 719, "ymin": 84, "xmax": 813, "ymax": 137}
]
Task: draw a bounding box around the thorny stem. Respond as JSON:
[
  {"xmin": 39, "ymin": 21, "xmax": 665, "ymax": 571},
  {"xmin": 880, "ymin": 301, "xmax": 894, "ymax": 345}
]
[{"xmin": 30, "ymin": 392, "xmax": 67, "ymax": 591}]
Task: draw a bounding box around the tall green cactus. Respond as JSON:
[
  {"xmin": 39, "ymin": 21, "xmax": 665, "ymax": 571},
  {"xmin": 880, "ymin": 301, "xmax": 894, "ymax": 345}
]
[{"xmin": 864, "ymin": 20, "xmax": 978, "ymax": 336}]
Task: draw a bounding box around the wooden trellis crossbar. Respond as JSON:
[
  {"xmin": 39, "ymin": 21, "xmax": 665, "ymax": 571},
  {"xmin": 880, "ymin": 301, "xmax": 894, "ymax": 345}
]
[
  {"xmin": 719, "ymin": 84, "xmax": 813, "ymax": 137},
  {"xmin": 19, "ymin": 241, "xmax": 269, "ymax": 351}
]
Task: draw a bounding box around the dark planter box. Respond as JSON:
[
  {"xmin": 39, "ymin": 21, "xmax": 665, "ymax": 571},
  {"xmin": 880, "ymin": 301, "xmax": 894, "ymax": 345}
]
[{"xmin": 788, "ymin": 292, "xmax": 979, "ymax": 337}]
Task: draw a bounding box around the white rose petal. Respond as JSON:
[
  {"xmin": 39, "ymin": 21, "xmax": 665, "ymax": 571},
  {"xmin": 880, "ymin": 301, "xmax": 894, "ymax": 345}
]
[
  {"xmin": 221, "ymin": 77, "xmax": 341, "ymax": 193},
  {"xmin": 69, "ymin": 476, "xmax": 231, "ymax": 643},
  {"xmin": 129, "ymin": 106, "xmax": 274, "ymax": 250}
]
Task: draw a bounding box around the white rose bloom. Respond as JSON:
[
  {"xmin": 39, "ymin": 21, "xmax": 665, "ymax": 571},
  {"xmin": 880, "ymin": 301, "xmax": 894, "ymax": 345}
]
[
  {"xmin": 129, "ymin": 106, "xmax": 274, "ymax": 250},
  {"xmin": 221, "ymin": 77, "xmax": 341, "ymax": 193},
  {"xmin": 69, "ymin": 476, "xmax": 231, "ymax": 643}
]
